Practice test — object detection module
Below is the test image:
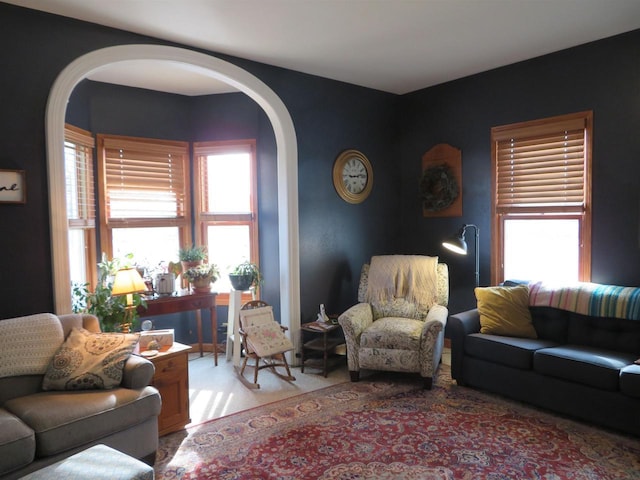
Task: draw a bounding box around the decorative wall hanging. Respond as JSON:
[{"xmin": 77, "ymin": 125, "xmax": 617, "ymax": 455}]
[
  {"xmin": 421, "ymin": 144, "xmax": 462, "ymax": 217},
  {"xmin": 0, "ymin": 169, "xmax": 26, "ymax": 204}
]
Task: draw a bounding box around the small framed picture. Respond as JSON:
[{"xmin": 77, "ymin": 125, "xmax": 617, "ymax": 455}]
[{"xmin": 0, "ymin": 169, "xmax": 26, "ymax": 204}]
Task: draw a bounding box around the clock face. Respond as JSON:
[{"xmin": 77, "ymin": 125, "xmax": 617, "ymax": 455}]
[
  {"xmin": 342, "ymin": 157, "xmax": 368, "ymax": 194},
  {"xmin": 333, "ymin": 150, "xmax": 373, "ymax": 203}
]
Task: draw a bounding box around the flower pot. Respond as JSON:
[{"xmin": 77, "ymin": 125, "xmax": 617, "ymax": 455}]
[
  {"xmin": 181, "ymin": 260, "xmax": 203, "ymax": 273},
  {"xmin": 191, "ymin": 276, "xmax": 212, "ymax": 293},
  {"xmin": 229, "ymin": 274, "xmax": 253, "ymax": 291}
]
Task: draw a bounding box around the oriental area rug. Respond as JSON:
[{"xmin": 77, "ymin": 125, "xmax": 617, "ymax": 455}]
[{"xmin": 155, "ymin": 366, "xmax": 640, "ymax": 479}]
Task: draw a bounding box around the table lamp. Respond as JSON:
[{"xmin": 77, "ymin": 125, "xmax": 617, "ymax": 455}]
[
  {"xmin": 111, "ymin": 267, "xmax": 147, "ymax": 333},
  {"xmin": 442, "ymin": 223, "xmax": 480, "ymax": 287}
]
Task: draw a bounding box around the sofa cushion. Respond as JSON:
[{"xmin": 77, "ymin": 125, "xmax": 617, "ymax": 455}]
[
  {"xmin": 620, "ymin": 364, "xmax": 640, "ymax": 398},
  {"xmin": 361, "ymin": 317, "xmax": 423, "ymax": 350},
  {"xmin": 465, "ymin": 333, "xmax": 558, "ymax": 370},
  {"xmin": 0, "ymin": 407, "xmax": 35, "ymax": 476},
  {"xmin": 42, "ymin": 328, "xmax": 139, "ymax": 391},
  {"xmin": 534, "ymin": 346, "xmax": 637, "ymax": 391},
  {"xmin": 4, "ymin": 386, "xmax": 161, "ymax": 457},
  {"xmin": 567, "ymin": 312, "xmax": 640, "ymax": 355},
  {"xmin": 475, "ymin": 285, "xmax": 537, "ymax": 339},
  {"xmin": 0, "ymin": 313, "xmax": 64, "ymax": 378},
  {"xmin": 530, "ymin": 306, "xmax": 570, "ymax": 343}
]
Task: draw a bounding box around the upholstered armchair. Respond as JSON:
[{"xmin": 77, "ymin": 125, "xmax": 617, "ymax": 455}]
[{"xmin": 338, "ymin": 255, "xmax": 449, "ymax": 389}]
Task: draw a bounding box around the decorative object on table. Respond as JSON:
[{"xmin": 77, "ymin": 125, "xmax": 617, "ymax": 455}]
[
  {"xmin": 0, "ymin": 168, "xmax": 26, "ymax": 204},
  {"xmin": 421, "ymin": 143, "xmax": 462, "ymax": 217},
  {"xmin": 442, "ymin": 223, "xmax": 480, "ymax": 287},
  {"xmin": 228, "ymin": 260, "xmax": 262, "ymax": 292},
  {"xmin": 183, "ymin": 263, "xmax": 220, "ymax": 293},
  {"xmin": 332, "ymin": 149, "xmax": 373, "ymax": 204},
  {"xmin": 155, "ymin": 272, "xmax": 176, "ymax": 295},
  {"xmin": 317, "ymin": 303, "xmax": 330, "ymax": 323},
  {"xmin": 71, "ymin": 253, "xmax": 147, "ymax": 332},
  {"xmin": 111, "ymin": 266, "xmax": 148, "ymax": 333},
  {"xmin": 178, "ymin": 245, "xmax": 207, "ymax": 271},
  {"xmin": 139, "ymin": 328, "xmax": 175, "ymax": 350}
]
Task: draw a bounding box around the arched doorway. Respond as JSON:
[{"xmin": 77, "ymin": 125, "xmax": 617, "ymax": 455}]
[{"xmin": 46, "ymin": 44, "xmax": 300, "ymax": 344}]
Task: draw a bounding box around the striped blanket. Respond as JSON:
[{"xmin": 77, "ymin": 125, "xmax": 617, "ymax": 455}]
[{"xmin": 528, "ymin": 281, "xmax": 640, "ymax": 321}]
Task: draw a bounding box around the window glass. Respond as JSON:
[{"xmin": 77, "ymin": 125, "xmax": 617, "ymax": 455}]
[
  {"xmin": 112, "ymin": 227, "xmax": 180, "ymax": 275},
  {"xmin": 503, "ymin": 218, "xmax": 579, "ymax": 283},
  {"xmin": 207, "ymin": 225, "xmax": 251, "ymax": 292},
  {"xmin": 204, "ymin": 153, "xmax": 251, "ymax": 213}
]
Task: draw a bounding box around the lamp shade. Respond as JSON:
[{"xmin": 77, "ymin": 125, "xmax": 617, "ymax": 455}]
[
  {"xmin": 111, "ymin": 267, "xmax": 147, "ymax": 296},
  {"xmin": 442, "ymin": 231, "xmax": 468, "ymax": 255}
]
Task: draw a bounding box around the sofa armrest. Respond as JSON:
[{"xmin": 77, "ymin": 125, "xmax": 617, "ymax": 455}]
[
  {"xmin": 448, "ymin": 308, "xmax": 481, "ymax": 383},
  {"xmin": 338, "ymin": 303, "xmax": 373, "ymax": 372},
  {"xmin": 121, "ymin": 354, "xmax": 155, "ymax": 389}
]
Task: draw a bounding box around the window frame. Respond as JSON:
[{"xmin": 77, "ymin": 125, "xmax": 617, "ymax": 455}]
[
  {"xmin": 193, "ymin": 139, "xmax": 259, "ymax": 306},
  {"xmin": 65, "ymin": 123, "xmax": 98, "ymax": 287},
  {"xmin": 490, "ymin": 111, "xmax": 593, "ymax": 285}
]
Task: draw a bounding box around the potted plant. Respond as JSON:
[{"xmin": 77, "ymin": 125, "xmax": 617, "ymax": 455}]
[
  {"xmin": 178, "ymin": 245, "xmax": 207, "ymax": 272},
  {"xmin": 183, "ymin": 263, "xmax": 220, "ymax": 293},
  {"xmin": 228, "ymin": 260, "xmax": 262, "ymax": 291},
  {"xmin": 71, "ymin": 253, "xmax": 147, "ymax": 332}
]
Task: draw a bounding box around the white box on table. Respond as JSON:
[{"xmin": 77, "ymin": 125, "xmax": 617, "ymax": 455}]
[{"xmin": 139, "ymin": 329, "xmax": 174, "ymax": 350}]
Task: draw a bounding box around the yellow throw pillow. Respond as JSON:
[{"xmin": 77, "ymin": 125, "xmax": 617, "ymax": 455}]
[{"xmin": 475, "ymin": 285, "xmax": 537, "ymax": 339}]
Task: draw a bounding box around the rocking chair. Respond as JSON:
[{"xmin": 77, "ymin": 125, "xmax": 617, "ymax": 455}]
[{"xmin": 238, "ymin": 300, "xmax": 296, "ymax": 388}]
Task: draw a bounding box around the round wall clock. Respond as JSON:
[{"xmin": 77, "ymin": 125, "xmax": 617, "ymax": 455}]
[{"xmin": 332, "ymin": 149, "xmax": 373, "ymax": 204}]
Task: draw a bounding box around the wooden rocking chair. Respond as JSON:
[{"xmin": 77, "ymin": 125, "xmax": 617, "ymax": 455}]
[{"xmin": 238, "ymin": 300, "xmax": 296, "ymax": 388}]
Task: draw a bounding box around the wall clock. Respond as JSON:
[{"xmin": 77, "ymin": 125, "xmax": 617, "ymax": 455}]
[{"xmin": 332, "ymin": 149, "xmax": 373, "ymax": 204}]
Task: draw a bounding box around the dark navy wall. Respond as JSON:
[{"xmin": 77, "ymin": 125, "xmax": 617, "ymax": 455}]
[
  {"xmin": 2, "ymin": 2, "xmax": 638, "ymax": 330},
  {"xmin": 0, "ymin": 3, "xmax": 398, "ymax": 328},
  {"xmin": 399, "ymin": 29, "xmax": 640, "ymax": 313}
]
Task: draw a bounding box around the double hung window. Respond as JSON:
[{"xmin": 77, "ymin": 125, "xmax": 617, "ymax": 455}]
[
  {"xmin": 194, "ymin": 140, "xmax": 259, "ymax": 304},
  {"xmin": 491, "ymin": 111, "xmax": 592, "ymax": 285},
  {"xmin": 97, "ymin": 134, "xmax": 192, "ymax": 271},
  {"xmin": 65, "ymin": 124, "xmax": 97, "ymax": 286}
]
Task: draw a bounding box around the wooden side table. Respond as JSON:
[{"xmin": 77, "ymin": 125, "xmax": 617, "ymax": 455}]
[
  {"xmin": 146, "ymin": 342, "xmax": 192, "ymax": 436},
  {"xmin": 300, "ymin": 321, "xmax": 344, "ymax": 377},
  {"xmin": 139, "ymin": 290, "xmax": 218, "ymax": 365}
]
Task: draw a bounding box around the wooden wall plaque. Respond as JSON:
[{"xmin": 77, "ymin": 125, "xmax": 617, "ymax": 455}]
[{"xmin": 421, "ymin": 144, "xmax": 462, "ymax": 217}]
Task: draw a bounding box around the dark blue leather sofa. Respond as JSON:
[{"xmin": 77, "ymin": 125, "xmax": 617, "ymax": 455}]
[{"xmin": 449, "ymin": 305, "xmax": 640, "ymax": 436}]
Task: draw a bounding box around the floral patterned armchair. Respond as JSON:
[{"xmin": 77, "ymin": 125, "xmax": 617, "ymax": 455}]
[{"xmin": 338, "ymin": 256, "xmax": 449, "ymax": 389}]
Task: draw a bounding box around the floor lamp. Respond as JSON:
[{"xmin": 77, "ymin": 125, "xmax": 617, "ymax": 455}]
[
  {"xmin": 442, "ymin": 224, "xmax": 480, "ymax": 287},
  {"xmin": 111, "ymin": 267, "xmax": 147, "ymax": 333}
]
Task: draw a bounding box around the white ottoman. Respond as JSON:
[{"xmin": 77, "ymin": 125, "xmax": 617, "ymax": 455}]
[{"xmin": 20, "ymin": 444, "xmax": 153, "ymax": 480}]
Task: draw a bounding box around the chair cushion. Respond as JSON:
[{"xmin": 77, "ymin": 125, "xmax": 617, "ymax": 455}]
[
  {"xmin": 360, "ymin": 317, "xmax": 424, "ymax": 351},
  {"xmin": 475, "ymin": 285, "xmax": 537, "ymax": 339},
  {"xmin": 245, "ymin": 322, "xmax": 293, "ymax": 357},
  {"xmin": 0, "ymin": 408, "xmax": 34, "ymax": 475},
  {"xmin": 534, "ymin": 346, "xmax": 637, "ymax": 391}
]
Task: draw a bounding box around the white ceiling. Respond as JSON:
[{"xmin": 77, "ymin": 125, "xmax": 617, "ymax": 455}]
[{"xmin": 6, "ymin": 0, "xmax": 640, "ymax": 96}]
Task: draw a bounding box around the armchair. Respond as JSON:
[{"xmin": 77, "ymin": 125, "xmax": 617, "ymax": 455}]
[{"xmin": 338, "ymin": 255, "xmax": 449, "ymax": 389}]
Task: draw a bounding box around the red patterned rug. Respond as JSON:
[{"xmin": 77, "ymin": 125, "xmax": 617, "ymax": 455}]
[{"xmin": 155, "ymin": 366, "xmax": 640, "ymax": 479}]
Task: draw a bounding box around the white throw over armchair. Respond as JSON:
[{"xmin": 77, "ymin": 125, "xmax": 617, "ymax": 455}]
[{"xmin": 338, "ymin": 255, "xmax": 449, "ymax": 389}]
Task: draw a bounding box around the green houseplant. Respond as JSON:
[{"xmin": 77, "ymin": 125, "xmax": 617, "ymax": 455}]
[
  {"xmin": 71, "ymin": 254, "xmax": 147, "ymax": 332},
  {"xmin": 228, "ymin": 261, "xmax": 262, "ymax": 291},
  {"xmin": 183, "ymin": 263, "xmax": 220, "ymax": 293}
]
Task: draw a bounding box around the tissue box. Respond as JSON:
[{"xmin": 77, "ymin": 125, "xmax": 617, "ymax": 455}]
[{"xmin": 139, "ymin": 329, "xmax": 174, "ymax": 350}]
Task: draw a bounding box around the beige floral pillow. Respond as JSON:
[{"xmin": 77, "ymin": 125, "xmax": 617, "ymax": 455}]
[{"xmin": 42, "ymin": 328, "xmax": 139, "ymax": 391}]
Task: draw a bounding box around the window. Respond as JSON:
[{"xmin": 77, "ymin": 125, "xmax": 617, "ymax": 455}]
[
  {"xmin": 194, "ymin": 140, "xmax": 259, "ymax": 305},
  {"xmin": 65, "ymin": 124, "xmax": 97, "ymax": 287},
  {"xmin": 97, "ymin": 134, "xmax": 191, "ymax": 273},
  {"xmin": 491, "ymin": 111, "xmax": 592, "ymax": 285}
]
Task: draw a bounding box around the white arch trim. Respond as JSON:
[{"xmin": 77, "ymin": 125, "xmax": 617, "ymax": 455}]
[{"xmin": 46, "ymin": 44, "xmax": 300, "ymax": 344}]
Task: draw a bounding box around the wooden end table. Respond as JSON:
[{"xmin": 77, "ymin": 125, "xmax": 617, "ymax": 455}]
[{"xmin": 300, "ymin": 321, "xmax": 345, "ymax": 377}]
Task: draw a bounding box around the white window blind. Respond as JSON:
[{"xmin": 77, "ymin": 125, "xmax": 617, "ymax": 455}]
[
  {"xmin": 64, "ymin": 125, "xmax": 95, "ymax": 228},
  {"xmin": 493, "ymin": 116, "xmax": 587, "ymax": 212},
  {"xmin": 100, "ymin": 136, "xmax": 189, "ymax": 220}
]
